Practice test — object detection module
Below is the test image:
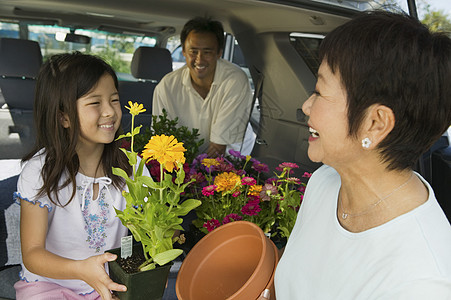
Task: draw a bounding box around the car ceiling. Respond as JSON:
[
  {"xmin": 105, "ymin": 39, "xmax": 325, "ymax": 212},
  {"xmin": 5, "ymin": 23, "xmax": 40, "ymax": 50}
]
[{"xmin": 0, "ymin": 0, "xmax": 361, "ymax": 41}]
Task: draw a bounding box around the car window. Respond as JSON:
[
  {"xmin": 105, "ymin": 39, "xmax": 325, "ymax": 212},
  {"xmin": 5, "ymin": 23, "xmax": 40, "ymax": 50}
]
[
  {"xmin": 289, "ymin": 33, "xmax": 325, "ymax": 76},
  {"xmin": 0, "ymin": 21, "xmax": 157, "ymax": 78}
]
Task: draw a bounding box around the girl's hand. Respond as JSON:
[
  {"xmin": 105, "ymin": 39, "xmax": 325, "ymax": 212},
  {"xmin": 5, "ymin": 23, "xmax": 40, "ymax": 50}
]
[{"xmin": 77, "ymin": 252, "xmax": 127, "ymax": 300}]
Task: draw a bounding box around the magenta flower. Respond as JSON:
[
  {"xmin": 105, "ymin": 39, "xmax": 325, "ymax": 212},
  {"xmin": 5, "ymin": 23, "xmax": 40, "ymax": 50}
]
[
  {"xmin": 242, "ymin": 176, "xmax": 256, "ymax": 186},
  {"xmin": 222, "ymin": 213, "xmax": 243, "ymax": 224},
  {"xmin": 302, "ymin": 172, "xmax": 312, "ymax": 178},
  {"xmin": 215, "ymin": 157, "xmax": 234, "ymax": 172},
  {"xmin": 203, "ymin": 219, "xmax": 221, "ymax": 232},
  {"xmin": 232, "ymin": 191, "xmax": 241, "ymax": 197},
  {"xmin": 265, "ymin": 177, "xmax": 279, "ymax": 185},
  {"xmin": 202, "ymin": 185, "xmax": 217, "ymax": 196},
  {"xmin": 189, "ymin": 172, "xmax": 206, "ymax": 184},
  {"xmin": 235, "ymin": 169, "xmax": 246, "ymax": 176},
  {"xmin": 241, "ymin": 200, "xmax": 261, "ymax": 216},
  {"xmin": 298, "ymin": 185, "xmax": 306, "ymax": 193}
]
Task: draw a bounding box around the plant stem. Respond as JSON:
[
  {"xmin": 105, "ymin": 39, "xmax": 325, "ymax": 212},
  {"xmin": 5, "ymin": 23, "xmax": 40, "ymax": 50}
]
[
  {"xmin": 160, "ymin": 163, "xmax": 164, "ymax": 204},
  {"xmin": 131, "ymin": 114, "xmax": 136, "ymax": 178}
]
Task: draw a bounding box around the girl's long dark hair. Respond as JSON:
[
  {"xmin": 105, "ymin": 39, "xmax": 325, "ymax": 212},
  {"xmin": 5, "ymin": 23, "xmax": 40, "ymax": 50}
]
[{"xmin": 24, "ymin": 52, "xmax": 132, "ymax": 206}]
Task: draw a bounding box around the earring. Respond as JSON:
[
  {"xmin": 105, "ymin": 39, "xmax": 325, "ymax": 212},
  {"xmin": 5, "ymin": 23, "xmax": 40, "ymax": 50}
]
[{"xmin": 362, "ymin": 137, "xmax": 372, "ymax": 149}]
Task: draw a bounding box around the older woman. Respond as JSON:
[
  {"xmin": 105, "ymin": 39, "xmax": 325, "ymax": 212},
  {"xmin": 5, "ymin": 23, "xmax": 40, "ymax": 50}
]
[{"xmin": 274, "ymin": 11, "xmax": 451, "ymax": 299}]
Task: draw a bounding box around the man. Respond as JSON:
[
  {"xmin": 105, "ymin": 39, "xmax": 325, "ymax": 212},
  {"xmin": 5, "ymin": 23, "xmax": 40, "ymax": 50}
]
[{"xmin": 152, "ymin": 16, "xmax": 253, "ymax": 157}]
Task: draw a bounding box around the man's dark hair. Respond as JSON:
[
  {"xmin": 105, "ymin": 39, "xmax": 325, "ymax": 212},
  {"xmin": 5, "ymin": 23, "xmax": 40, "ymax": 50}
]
[
  {"xmin": 181, "ymin": 16, "xmax": 225, "ymax": 53},
  {"xmin": 319, "ymin": 11, "xmax": 451, "ymax": 171}
]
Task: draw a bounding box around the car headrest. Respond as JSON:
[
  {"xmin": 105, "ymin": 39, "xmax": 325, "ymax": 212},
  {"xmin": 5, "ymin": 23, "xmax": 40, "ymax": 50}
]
[
  {"xmin": 0, "ymin": 38, "xmax": 42, "ymax": 78},
  {"xmin": 130, "ymin": 47, "xmax": 172, "ymax": 81}
]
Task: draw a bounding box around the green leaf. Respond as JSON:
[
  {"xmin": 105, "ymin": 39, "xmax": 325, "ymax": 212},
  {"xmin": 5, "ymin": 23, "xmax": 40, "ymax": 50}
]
[
  {"xmin": 173, "ymin": 199, "xmax": 201, "ymax": 216},
  {"xmin": 132, "ymin": 125, "xmax": 142, "ymax": 136},
  {"xmin": 112, "ymin": 167, "xmax": 129, "ymax": 180},
  {"xmin": 116, "ymin": 132, "xmax": 132, "ymax": 140},
  {"xmin": 139, "ymin": 176, "xmax": 160, "ymax": 189},
  {"xmin": 139, "ymin": 261, "xmax": 156, "ymax": 271},
  {"xmin": 153, "ymin": 249, "xmax": 183, "ymax": 266},
  {"xmin": 136, "ymin": 154, "xmax": 146, "ymax": 177}
]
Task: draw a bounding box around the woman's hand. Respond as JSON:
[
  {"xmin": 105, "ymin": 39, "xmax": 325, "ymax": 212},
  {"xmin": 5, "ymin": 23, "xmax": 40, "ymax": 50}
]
[{"xmin": 77, "ymin": 252, "xmax": 127, "ymax": 300}]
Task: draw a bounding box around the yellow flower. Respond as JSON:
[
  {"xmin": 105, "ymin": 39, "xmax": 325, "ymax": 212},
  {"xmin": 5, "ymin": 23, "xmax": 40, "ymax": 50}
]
[
  {"xmin": 201, "ymin": 158, "xmax": 220, "ymax": 168},
  {"xmin": 248, "ymin": 185, "xmax": 263, "ymax": 196},
  {"xmin": 125, "ymin": 101, "xmax": 146, "ymax": 116},
  {"xmin": 214, "ymin": 172, "xmax": 241, "ymax": 194},
  {"xmin": 142, "ymin": 134, "xmax": 186, "ymax": 172}
]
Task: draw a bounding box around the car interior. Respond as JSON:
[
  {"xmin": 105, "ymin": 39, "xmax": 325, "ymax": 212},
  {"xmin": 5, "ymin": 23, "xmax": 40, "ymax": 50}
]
[{"xmin": 0, "ymin": 0, "xmax": 449, "ymax": 299}]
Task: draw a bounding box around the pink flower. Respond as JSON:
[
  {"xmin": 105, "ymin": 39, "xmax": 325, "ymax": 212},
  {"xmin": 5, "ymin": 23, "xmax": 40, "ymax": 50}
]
[
  {"xmin": 242, "ymin": 176, "xmax": 256, "ymax": 186},
  {"xmin": 298, "ymin": 185, "xmax": 306, "ymax": 193},
  {"xmin": 203, "ymin": 219, "xmax": 221, "ymax": 232},
  {"xmin": 286, "ymin": 177, "xmax": 301, "ymax": 184},
  {"xmin": 241, "ymin": 200, "xmax": 261, "ymax": 216},
  {"xmin": 302, "ymin": 172, "xmax": 312, "ymax": 178},
  {"xmin": 279, "ymin": 162, "xmax": 299, "ymax": 169},
  {"xmin": 260, "ymin": 183, "xmax": 278, "ymax": 201},
  {"xmin": 251, "ymin": 160, "xmax": 269, "ymax": 173},
  {"xmin": 202, "ymin": 185, "xmax": 217, "ymax": 196},
  {"xmin": 276, "ymin": 162, "xmax": 299, "ymax": 174},
  {"xmin": 222, "ymin": 213, "xmax": 243, "ymax": 224},
  {"xmin": 232, "ymin": 191, "xmax": 241, "ymax": 197}
]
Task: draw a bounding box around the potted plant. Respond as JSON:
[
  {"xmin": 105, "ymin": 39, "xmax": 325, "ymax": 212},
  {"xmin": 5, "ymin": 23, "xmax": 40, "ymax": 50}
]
[{"xmin": 109, "ymin": 102, "xmax": 201, "ymax": 300}]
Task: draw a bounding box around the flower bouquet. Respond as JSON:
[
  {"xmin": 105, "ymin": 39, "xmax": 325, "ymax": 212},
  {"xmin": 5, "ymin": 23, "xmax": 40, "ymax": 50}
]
[
  {"xmin": 189, "ymin": 150, "xmax": 311, "ymax": 241},
  {"xmin": 109, "ymin": 102, "xmax": 201, "ymax": 299}
]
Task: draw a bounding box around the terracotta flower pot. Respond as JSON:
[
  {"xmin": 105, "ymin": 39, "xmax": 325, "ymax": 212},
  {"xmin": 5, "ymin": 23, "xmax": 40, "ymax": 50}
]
[
  {"xmin": 176, "ymin": 221, "xmax": 278, "ymax": 300},
  {"xmin": 108, "ymin": 244, "xmax": 173, "ymax": 300}
]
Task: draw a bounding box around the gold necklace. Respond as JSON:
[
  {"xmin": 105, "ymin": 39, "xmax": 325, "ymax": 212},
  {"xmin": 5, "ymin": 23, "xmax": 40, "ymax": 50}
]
[{"xmin": 340, "ymin": 173, "xmax": 413, "ymax": 220}]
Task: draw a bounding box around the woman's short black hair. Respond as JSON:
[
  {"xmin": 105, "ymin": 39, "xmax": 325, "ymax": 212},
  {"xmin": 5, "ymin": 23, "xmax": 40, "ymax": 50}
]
[
  {"xmin": 180, "ymin": 16, "xmax": 225, "ymax": 53},
  {"xmin": 319, "ymin": 11, "xmax": 451, "ymax": 171}
]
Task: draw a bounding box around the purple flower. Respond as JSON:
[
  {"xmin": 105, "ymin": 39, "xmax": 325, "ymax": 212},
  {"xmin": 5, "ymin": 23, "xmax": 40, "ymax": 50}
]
[
  {"xmin": 222, "ymin": 213, "xmax": 243, "ymax": 224},
  {"xmin": 228, "ymin": 149, "xmax": 246, "ymax": 160},
  {"xmin": 260, "ymin": 183, "xmax": 278, "ymax": 201},
  {"xmin": 251, "ymin": 161, "xmax": 269, "ymax": 173}
]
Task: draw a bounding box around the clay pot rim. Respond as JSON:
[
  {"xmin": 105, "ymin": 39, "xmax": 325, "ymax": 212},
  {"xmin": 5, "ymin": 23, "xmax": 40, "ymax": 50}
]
[
  {"xmin": 224, "ymin": 221, "xmax": 274, "ymax": 298},
  {"xmin": 176, "ymin": 220, "xmax": 276, "ymax": 300}
]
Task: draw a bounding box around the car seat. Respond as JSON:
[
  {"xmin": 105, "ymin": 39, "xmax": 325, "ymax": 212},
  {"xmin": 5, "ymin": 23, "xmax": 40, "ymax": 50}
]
[
  {"xmin": 118, "ymin": 47, "xmax": 172, "ymax": 131},
  {"xmin": 417, "ymin": 135, "xmax": 451, "ymax": 222},
  {"xmin": 0, "ymin": 38, "xmax": 42, "ymax": 159}
]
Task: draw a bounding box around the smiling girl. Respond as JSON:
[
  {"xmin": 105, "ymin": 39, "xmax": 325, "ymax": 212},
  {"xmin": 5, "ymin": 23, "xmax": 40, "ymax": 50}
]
[{"xmin": 13, "ymin": 52, "xmax": 135, "ymax": 300}]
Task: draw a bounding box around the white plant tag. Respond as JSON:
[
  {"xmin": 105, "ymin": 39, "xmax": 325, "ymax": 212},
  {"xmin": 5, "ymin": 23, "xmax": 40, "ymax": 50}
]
[{"xmin": 120, "ymin": 235, "xmax": 133, "ymax": 259}]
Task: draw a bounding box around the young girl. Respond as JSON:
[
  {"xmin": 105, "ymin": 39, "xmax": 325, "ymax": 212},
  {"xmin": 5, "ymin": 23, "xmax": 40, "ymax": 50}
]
[{"xmin": 13, "ymin": 52, "xmax": 135, "ymax": 300}]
